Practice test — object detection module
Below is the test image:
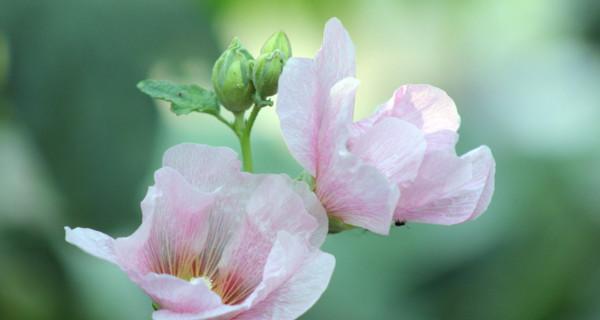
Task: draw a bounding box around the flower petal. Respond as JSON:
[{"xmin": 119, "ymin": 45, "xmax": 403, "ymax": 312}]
[
  {"xmin": 395, "ymin": 146, "xmax": 495, "ymax": 224},
  {"xmin": 349, "ymin": 117, "xmax": 426, "ymax": 187},
  {"xmin": 235, "ymin": 232, "xmax": 335, "ymax": 320},
  {"xmin": 246, "ymin": 175, "xmax": 322, "ymax": 245},
  {"xmin": 461, "ymin": 146, "xmax": 496, "ymax": 220},
  {"xmin": 64, "ymin": 227, "xmax": 117, "ymax": 264},
  {"xmin": 210, "ymin": 176, "xmax": 322, "ymax": 302},
  {"xmin": 317, "ymin": 149, "xmax": 399, "ymax": 235},
  {"xmin": 358, "ymin": 84, "xmax": 460, "ymax": 137},
  {"xmin": 277, "ymin": 17, "xmax": 356, "ymax": 176},
  {"xmin": 277, "ymin": 57, "xmax": 319, "ymax": 175},
  {"xmin": 153, "ymin": 306, "xmax": 242, "ymax": 320},
  {"xmin": 308, "ymin": 78, "xmax": 397, "ymax": 234},
  {"xmin": 316, "ymin": 77, "xmax": 360, "ymax": 171},
  {"xmin": 315, "ymin": 17, "xmax": 356, "ymax": 93},
  {"xmin": 162, "ymin": 143, "xmax": 241, "ymax": 192},
  {"xmin": 139, "ymin": 273, "xmax": 224, "ymax": 314},
  {"xmin": 115, "ymin": 167, "xmax": 216, "ymax": 275},
  {"xmin": 289, "ymin": 179, "xmax": 328, "ymax": 247},
  {"xmin": 425, "ymin": 130, "xmax": 459, "ymax": 152}
]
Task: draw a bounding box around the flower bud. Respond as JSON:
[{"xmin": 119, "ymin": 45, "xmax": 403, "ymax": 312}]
[
  {"xmin": 211, "ymin": 38, "xmax": 255, "ymax": 113},
  {"xmin": 252, "ymin": 50, "xmax": 285, "ymax": 98},
  {"xmin": 260, "ymin": 31, "xmax": 292, "ymax": 61}
]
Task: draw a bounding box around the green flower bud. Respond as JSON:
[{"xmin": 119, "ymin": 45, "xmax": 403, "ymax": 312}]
[
  {"xmin": 253, "ymin": 50, "xmax": 286, "ymax": 98},
  {"xmin": 211, "ymin": 38, "xmax": 255, "ymax": 113},
  {"xmin": 260, "ymin": 31, "xmax": 292, "ymax": 61}
]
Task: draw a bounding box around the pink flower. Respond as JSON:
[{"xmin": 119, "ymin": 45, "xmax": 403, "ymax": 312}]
[
  {"xmin": 65, "ymin": 144, "xmax": 334, "ymax": 320},
  {"xmin": 355, "ymin": 86, "xmax": 496, "ymax": 225},
  {"xmin": 277, "ymin": 18, "xmax": 495, "ymax": 233}
]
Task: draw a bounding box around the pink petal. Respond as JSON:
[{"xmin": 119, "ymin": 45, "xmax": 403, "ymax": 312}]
[
  {"xmin": 425, "ymin": 130, "xmax": 459, "ymax": 152},
  {"xmin": 153, "ymin": 306, "xmax": 242, "ymax": 320},
  {"xmin": 162, "ymin": 143, "xmax": 241, "ymax": 192},
  {"xmin": 64, "ymin": 227, "xmax": 117, "ymax": 264},
  {"xmin": 277, "ymin": 57, "xmax": 319, "ymax": 175},
  {"xmin": 245, "ymin": 175, "xmax": 321, "ymax": 245},
  {"xmin": 139, "ymin": 273, "xmax": 224, "ymax": 314},
  {"xmin": 357, "ymin": 84, "xmax": 460, "ymax": 137},
  {"xmin": 277, "ymin": 17, "xmax": 356, "ymax": 176},
  {"xmin": 310, "ymin": 78, "xmax": 398, "ymax": 234},
  {"xmin": 349, "ymin": 117, "xmax": 426, "ymax": 187},
  {"xmin": 461, "ymin": 146, "xmax": 496, "ymax": 220},
  {"xmin": 241, "ymin": 232, "xmax": 309, "ymax": 306},
  {"xmin": 214, "ymin": 176, "xmax": 320, "ymax": 300},
  {"xmin": 396, "ymin": 146, "xmax": 495, "ymax": 224},
  {"xmin": 115, "ymin": 167, "xmax": 216, "ymax": 275},
  {"xmin": 235, "ymin": 232, "xmax": 335, "ymax": 320},
  {"xmin": 317, "ymin": 149, "xmax": 399, "ymax": 235},
  {"xmin": 314, "ymin": 17, "xmax": 356, "ymax": 93},
  {"xmin": 289, "ymin": 179, "xmax": 328, "ymax": 247},
  {"xmin": 316, "ymin": 77, "xmax": 360, "ymax": 171},
  {"xmin": 254, "ymin": 250, "xmax": 333, "ymax": 318}
]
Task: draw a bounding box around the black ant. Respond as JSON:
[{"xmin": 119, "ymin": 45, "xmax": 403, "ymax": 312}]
[{"xmin": 394, "ymin": 220, "xmax": 406, "ymax": 227}]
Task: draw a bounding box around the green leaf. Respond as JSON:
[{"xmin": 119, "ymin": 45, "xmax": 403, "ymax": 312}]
[{"xmin": 137, "ymin": 79, "xmax": 219, "ymax": 116}]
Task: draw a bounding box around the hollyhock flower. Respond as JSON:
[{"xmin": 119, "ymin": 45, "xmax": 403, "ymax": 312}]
[
  {"xmin": 277, "ymin": 18, "xmax": 495, "ymax": 233},
  {"xmin": 354, "ymin": 85, "xmax": 496, "ymax": 225},
  {"xmin": 65, "ymin": 144, "xmax": 334, "ymax": 320}
]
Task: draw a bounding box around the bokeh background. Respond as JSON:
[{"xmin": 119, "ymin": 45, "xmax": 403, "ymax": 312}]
[{"xmin": 1, "ymin": 0, "xmax": 599, "ymax": 319}]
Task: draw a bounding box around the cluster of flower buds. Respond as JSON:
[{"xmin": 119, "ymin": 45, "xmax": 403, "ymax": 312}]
[{"xmin": 211, "ymin": 32, "xmax": 292, "ymax": 113}]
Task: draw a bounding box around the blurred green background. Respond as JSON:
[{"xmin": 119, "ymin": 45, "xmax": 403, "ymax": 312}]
[{"xmin": 1, "ymin": 0, "xmax": 599, "ymax": 319}]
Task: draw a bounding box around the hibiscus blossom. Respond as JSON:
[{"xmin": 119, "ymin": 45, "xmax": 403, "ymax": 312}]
[
  {"xmin": 65, "ymin": 144, "xmax": 334, "ymax": 320},
  {"xmin": 277, "ymin": 18, "xmax": 495, "ymax": 234}
]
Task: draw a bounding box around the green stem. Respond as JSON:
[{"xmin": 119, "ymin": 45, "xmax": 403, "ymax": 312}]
[
  {"xmin": 239, "ymin": 131, "xmax": 253, "ymax": 172},
  {"xmin": 246, "ymin": 106, "xmax": 261, "ymax": 133},
  {"xmin": 234, "ymin": 112, "xmax": 253, "ymax": 172},
  {"xmin": 212, "ymin": 113, "xmax": 234, "ymax": 130}
]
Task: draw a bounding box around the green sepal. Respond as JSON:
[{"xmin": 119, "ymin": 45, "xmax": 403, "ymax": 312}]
[
  {"xmin": 137, "ymin": 79, "xmax": 220, "ymax": 116},
  {"xmin": 295, "ymin": 171, "xmax": 316, "ymax": 191},
  {"xmin": 328, "ymin": 216, "xmax": 356, "ymax": 234},
  {"xmin": 261, "ymin": 31, "xmax": 292, "ymax": 61},
  {"xmin": 253, "ymin": 50, "xmax": 286, "ymax": 99}
]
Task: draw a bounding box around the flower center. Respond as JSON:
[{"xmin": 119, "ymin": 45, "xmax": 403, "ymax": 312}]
[
  {"xmin": 146, "ymin": 213, "xmax": 264, "ymax": 305},
  {"xmin": 190, "ymin": 276, "xmax": 213, "ymax": 290}
]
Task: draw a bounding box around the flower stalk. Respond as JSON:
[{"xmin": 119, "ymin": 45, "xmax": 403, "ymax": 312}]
[{"xmin": 233, "ymin": 112, "xmax": 254, "ymax": 172}]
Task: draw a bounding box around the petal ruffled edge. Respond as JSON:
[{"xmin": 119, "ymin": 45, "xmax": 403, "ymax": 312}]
[
  {"xmin": 234, "ymin": 232, "xmax": 335, "ymax": 320},
  {"xmin": 395, "ymin": 146, "xmax": 495, "ymax": 225},
  {"xmin": 162, "ymin": 143, "xmax": 242, "ymax": 192},
  {"xmin": 462, "ymin": 146, "xmax": 496, "ymax": 221},
  {"xmin": 357, "ymin": 84, "xmax": 460, "ymax": 137}
]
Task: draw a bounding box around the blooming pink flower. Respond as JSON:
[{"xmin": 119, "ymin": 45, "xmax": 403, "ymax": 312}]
[
  {"xmin": 277, "ymin": 18, "xmax": 495, "ymax": 233},
  {"xmin": 65, "ymin": 144, "xmax": 334, "ymax": 320}
]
